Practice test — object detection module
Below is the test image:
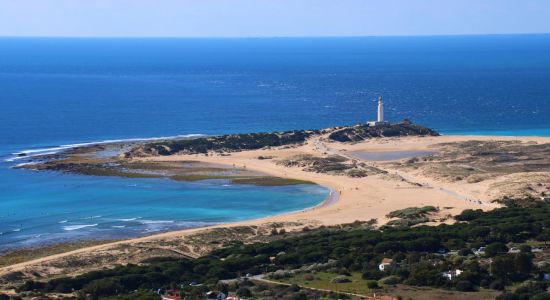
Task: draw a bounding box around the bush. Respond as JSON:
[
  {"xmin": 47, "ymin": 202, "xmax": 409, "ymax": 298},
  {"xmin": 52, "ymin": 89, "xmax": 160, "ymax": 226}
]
[
  {"xmin": 455, "ymin": 209, "xmax": 484, "ymax": 221},
  {"xmin": 519, "ymin": 245, "xmax": 532, "ymax": 253},
  {"xmin": 292, "ymin": 292, "xmax": 308, "ymax": 300},
  {"xmin": 496, "ymin": 293, "xmax": 520, "ymax": 300},
  {"xmin": 455, "ymin": 280, "xmax": 474, "ymax": 292},
  {"xmin": 82, "ymin": 279, "xmax": 123, "ymax": 298},
  {"xmin": 532, "ymin": 293, "xmax": 550, "ymax": 300},
  {"xmin": 288, "ymin": 284, "xmax": 300, "ymax": 292},
  {"xmin": 338, "ymin": 268, "xmax": 351, "ymax": 276},
  {"xmin": 362, "ymin": 270, "xmax": 384, "ymax": 280},
  {"xmin": 458, "ymin": 248, "xmax": 472, "ymax": 256},
  {"xmin": 270, "ymin": 270, "xmax": 290, "ymax": 279},
  {"xmin": 485, "ymin": 242, "xmax": 509, "ymax": 257},
  {"xmin": 236, "ymin": 287, "xmax": 252, "ymax": 297},
  {"xmin": 303, "ymin": 274, "xmax": 315, "ymax": 281},
  {"xmin": 367, "ymin": 280, "xmax": 380, "ymax": 289},
  {"xmin": 489, "ymin": 279, "xmax": 505, "ymax": 290}
]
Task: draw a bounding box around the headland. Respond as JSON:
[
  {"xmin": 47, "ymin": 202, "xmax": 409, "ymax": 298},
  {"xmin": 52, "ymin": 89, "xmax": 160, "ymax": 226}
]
[{"xmin": 3, "ymin": 121, "xmax": 550, "ymax": 290}]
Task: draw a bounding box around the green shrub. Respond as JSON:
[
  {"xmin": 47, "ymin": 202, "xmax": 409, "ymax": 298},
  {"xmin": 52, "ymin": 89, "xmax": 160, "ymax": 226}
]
[
  {"xmin": 366, "ymin": 280, "xmax": 380, "ymax": 289},
  {"xmin": 455, "ymin": 280, "xmax": 474, "ymax": 292},
  {"xmin": 237, "ymin": 287, "xmax": 252, "ymax": 297},
  {"xmin": 489, "ymin": 280, "xmax": 505, "ymax": 290},
  {"xmin": 380, "ymin": 276, "xmax": 402, "ymax": 285}
]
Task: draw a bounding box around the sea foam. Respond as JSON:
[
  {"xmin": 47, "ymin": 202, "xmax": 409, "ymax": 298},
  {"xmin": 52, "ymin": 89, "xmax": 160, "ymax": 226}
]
[
  {"xmin": 62, "ymin": 224, "xmax": 98, "ymax": 231},
  {"xmin": 5, "ymin": 134, "xmax": 206, "ymax": 163}
]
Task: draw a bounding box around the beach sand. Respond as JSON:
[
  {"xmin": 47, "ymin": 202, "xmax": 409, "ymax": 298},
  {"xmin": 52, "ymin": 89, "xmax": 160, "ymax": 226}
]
[{"xmin": 2, "ymin": 134, "xmax": 550, "ymax": 283}]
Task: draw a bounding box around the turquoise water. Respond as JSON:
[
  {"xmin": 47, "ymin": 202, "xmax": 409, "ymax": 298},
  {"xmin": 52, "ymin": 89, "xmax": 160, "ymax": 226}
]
[
  {"xmin": 0, "ymin": 166, "xmax": 328, "ymax": 250},
  {"xmin": 1, "ymin": 35, "xmax": 550, "ymax": 250}
]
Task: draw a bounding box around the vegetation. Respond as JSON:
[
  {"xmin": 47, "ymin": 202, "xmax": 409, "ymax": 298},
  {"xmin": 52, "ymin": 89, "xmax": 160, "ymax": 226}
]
[
  {"xmin": 0, "ymin": 240, "xmax": 115, "ymax": 268},
  {"xmin": 16, "ymin": 201, "xmax": 550, "ymax": 299},
  {"xmin": 126, "ymin": 130, "xmax": 319, "ymax": 156},
  {"xmin": 172, "ymin": 175, "xmax": 314, "ymax": 186},
  {"xmin": 386, "ymin": 206, "xmax": 438, "ymax": 219},
  {"xmin": 328, "ymin": 122, "xmax": 438, "ymax": 142},
  {"xmin": 398, "ymin": 140, "xmax": 550, "ymax": 199},
  {"xmin": 384, "ymin": 206, "xmax": 439, "ymax": 228},
  {"xmin": 125, "ymin": 122, "xmax": 438, "ymax": 157},
  {"xmin": 277, "ymin": 272, "xmax": 371, "ymax": 295},
  {"xmin": 277, "ymin": 154, "xmax": 386, "ymax": 177}
]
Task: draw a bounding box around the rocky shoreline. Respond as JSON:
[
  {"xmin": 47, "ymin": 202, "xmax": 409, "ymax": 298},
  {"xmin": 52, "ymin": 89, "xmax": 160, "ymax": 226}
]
[{"xmin": 16, "ymin": 121, "xmax": 438, "ymax": 184}]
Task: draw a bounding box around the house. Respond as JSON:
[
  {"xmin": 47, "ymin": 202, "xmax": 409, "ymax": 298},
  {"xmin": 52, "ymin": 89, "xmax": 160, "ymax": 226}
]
[
  {"xmin": 442, "ymin": 269, "xmax": 463, "ymax": 280},
  {"xmin": 473, "ymin": 247, "xmax": 486, "ymax": 256},
  {"xmin": 161, "ymin": 290, "xmax": 181, "ymax": 300},
  {"xmin": 206, "ymin": 291, "xmax": 226, "ymax": 300},
  {"xmin": 378, "ymin": 258, "xmax": 394, "ymax": 271},
  {"xmin": 541, "ymin": 196, "xmax": 550, "ymax": 203},
  {"xmin": 508, "ymin": 247, "xmax": 521, "ymax": 253},
  {"xmin": 189, "ymin": 281, "xmax": 203, "ymax": 287},
  {"xmin": 532, "ymin": 247, "xmax": 544, "ymax": 253}
]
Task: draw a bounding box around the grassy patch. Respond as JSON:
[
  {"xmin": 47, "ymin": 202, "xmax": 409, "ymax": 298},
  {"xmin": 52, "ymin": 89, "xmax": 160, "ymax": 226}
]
[
  {"xmin": 77, "ymin": 168, "xmax": 162, "ymax": 179},
  {"xmin": 0, "ymin": 240, "xmax": 115, "ymax": 268},
  {"xmin": 387, "ymin": 206, "xmax": 438, "ymax": 219},
  {"xmin": 384, "ymin": 206, "xmax": 439, "ymax": 228},
  {"xmin": 171, "ymin": 174, "xmax": 235, "ymax": 181},
  {"xmin": 232, "ymin": 177, "xmax": 314, "ymax": 186},
  {"xmin": 278, "ymin": 272, "xmax": 372, "ymax": 295}
]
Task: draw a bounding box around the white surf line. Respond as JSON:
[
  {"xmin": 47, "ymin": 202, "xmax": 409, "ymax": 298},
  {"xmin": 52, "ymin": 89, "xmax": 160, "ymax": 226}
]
[{"xmin": 5, "ymin": 134, "xmax": 207, "ymax": 162}]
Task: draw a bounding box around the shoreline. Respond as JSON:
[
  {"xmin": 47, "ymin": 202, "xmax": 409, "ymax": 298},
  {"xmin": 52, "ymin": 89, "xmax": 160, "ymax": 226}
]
[
  {"xmin": 0, "ymin": 159, "xmax": 338, "ymax": 268},
  {"xmin": 6, "ymin": 126, "xmax": 550, "ymax": 163},
  {"xmin": 0, "ymin": 183, "xmax": 335, "ymax": 259},
  {"xmin": 2, "ymin": 133, "xmax": 550, "ymax": 278},
  {"xmin": 0, "ymin": 184, "xmax": 338, "ymax": 276}
]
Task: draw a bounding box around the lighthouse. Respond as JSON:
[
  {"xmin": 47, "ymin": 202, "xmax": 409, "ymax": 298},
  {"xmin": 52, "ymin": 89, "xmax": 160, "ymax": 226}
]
[
  {"xmin": 377, "ymin": 96, "xmax": 384, "ymax": 123},
  {"xmin": 368, "ymin": 96, "xmax": 389, "ymax": 126}
]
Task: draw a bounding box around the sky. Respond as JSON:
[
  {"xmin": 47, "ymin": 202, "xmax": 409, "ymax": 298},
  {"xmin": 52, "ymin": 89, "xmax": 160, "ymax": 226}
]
[{"xmin": 0, "ymin": 0, "xmax": 549, "ymax": 37}]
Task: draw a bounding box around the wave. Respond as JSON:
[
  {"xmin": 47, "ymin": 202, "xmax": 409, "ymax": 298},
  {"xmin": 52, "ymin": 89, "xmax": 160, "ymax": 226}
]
[
  {"xmin": 139, "ymin": 220, "xmax": 174, "ymax": 225},
  {"xmin": 13, "ymin": 162, "xmax": 37, "ymax": 167},
  {"xmin": 5, "ymin": 134, "xmax": 206, "ymax": 162},
  {"xmin": 117, "ymin": 217, "xmax": 141, "ymax": 222},
  {"xmin": 62, "ymin": 224, "xmax": 98, "ymax": 231},
  {"xmin": 58, "ymin": 220, "xmax": 68, "ymax": 223}
]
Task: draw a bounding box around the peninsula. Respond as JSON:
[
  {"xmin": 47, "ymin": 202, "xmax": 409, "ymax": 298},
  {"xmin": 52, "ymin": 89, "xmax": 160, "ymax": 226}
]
[{"xmin": 3, "ymin": 106, "xmax": 550, "ymax": 299}]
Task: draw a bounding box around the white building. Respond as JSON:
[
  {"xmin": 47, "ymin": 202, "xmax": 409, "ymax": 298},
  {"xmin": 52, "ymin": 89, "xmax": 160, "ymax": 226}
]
[
  {"xmin": 378, "ymin": 258, "xmax": 394, "ymax": 271},
  {"xmin": 368, "ymin": 96, "xmax": 390, "ymax": 127},
  {"xmin": 442, "ymin": 269, "xmax": 463, "ymax": 280}
]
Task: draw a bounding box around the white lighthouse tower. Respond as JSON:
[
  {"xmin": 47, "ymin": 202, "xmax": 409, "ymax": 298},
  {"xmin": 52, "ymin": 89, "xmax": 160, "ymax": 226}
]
[
  {"xmin": 377, "ymin": 96, "xmax": 384, "ymax": 123},
  {"xmin": 368, "ymin": 96, "xmax": 389, "ymax": 126}
]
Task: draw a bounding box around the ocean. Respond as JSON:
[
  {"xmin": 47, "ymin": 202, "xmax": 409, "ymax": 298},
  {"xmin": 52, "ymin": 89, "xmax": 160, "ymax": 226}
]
[{"xmin": 1, "ymin": 35, "xmax": 549, "ymax": 250}]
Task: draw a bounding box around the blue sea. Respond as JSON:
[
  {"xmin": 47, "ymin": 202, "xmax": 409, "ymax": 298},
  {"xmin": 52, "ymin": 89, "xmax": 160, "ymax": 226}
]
[{"xmin": 1, "ymin": 35, "xmax": 550, "ymax": 250}]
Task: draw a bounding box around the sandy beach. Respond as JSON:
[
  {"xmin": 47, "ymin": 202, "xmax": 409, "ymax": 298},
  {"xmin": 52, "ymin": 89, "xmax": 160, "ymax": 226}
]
[{"xmin": 2, "ymin": 134, "xmax": 550, "ymax": 285}]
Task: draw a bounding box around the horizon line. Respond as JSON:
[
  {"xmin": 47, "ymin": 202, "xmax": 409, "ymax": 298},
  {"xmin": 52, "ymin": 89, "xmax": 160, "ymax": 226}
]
[{"xmin": 0, "ymin": 32, "xmax": 549, "ymax": 39}]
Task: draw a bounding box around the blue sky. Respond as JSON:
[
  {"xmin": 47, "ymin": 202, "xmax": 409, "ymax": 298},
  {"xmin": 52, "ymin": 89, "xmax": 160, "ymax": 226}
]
[{"xmin": 0, "ymin": 0, "xmax": 549, "ymax": 37}]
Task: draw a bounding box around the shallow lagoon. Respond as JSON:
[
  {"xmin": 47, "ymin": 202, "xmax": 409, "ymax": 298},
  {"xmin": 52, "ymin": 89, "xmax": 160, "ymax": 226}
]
[
  {"xmin": 0, "ymin": 165, "xmax": 328, "ymax": 251},
  {"xmin": 351, "ymin": 150, "xmax": 437, "ymax": 161}
]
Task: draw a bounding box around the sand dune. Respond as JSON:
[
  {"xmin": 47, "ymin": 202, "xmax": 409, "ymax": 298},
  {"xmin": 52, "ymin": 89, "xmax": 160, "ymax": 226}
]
[{"xmin": 2, "ymin": 134, "xmax": 550, "ymax": 282}]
